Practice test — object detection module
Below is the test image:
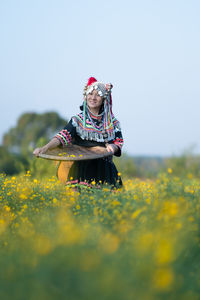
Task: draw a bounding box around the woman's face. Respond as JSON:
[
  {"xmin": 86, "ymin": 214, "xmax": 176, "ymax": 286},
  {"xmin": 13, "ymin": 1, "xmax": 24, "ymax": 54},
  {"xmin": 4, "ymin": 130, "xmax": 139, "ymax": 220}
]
[{"xmin": 87, "ymin": 89, "xmax": 103, "ymax": 111}]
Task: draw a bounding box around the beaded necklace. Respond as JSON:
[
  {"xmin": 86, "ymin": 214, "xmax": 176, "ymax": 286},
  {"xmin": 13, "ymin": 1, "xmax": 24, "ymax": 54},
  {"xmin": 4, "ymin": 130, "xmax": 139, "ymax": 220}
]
[
  {"xmin": 87, "ymin": 109, "xmax": 109, "ymax": 143},
  {"xmin": 87, "ymin": 109, "xmax": 104, "ymax": 131},
  {"xmin": 87, "ymin": 107, "xmax": 104, "ymax": 118}
]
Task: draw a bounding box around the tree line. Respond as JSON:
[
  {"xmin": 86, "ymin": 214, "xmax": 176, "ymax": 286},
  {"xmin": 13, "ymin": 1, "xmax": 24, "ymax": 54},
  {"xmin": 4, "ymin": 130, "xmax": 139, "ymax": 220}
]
[{"xmin": 1, "ymin": 112, "xmax": 200, "ymax": 179}]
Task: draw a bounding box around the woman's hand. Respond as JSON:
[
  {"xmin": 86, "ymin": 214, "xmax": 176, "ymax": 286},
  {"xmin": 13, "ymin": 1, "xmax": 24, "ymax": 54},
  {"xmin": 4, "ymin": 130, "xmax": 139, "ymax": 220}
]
[
  {"xmin": 33, "ymin": 145, "xmax": 48, "ymax": 157},
  {"xmin": 106, "ymin": 143, "xmax": 118, "ymax": 154},
  {"xmin": 33, "ymin": 137, "xmax": 61, "ymax": 157}
]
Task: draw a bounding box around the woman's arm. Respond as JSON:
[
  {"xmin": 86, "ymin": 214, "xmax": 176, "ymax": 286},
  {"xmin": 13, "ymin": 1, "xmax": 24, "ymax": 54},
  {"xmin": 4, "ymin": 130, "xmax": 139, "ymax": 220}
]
[
  {"xmin": 33, "ymin": 137, "xmax": 61, "ymax": 157},
  {"xmin": 33, "ymin": 117, "xmax": 77, "ymax": 157}
]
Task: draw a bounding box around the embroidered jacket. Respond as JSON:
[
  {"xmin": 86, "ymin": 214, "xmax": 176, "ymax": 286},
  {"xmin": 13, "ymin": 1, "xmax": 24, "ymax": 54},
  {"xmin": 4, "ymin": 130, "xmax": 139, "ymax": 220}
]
[{"xmin": 54, "ymin": 112, "xmax": 124, "ymax": 157}]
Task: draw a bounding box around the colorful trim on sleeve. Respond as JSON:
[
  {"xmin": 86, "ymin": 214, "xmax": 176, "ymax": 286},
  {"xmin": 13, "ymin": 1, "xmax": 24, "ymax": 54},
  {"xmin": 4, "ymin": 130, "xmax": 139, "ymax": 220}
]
[
  {"xmin": 113, "ymin": 138, "xmax": 124, "ymax": 149},
  {"xmin": 54, "ymin": 129, "xmax": 72, "ymax": 146}
]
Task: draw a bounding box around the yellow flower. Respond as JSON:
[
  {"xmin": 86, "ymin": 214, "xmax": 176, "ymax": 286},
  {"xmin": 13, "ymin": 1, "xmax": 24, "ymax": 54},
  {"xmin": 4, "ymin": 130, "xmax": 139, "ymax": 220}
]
[
  {"xmin": 154, "ymin": 239, "xmax": 175, "ymax": 265},
  {"xmin": 164, "ymin": 202, "xmax": 178, "ymax": 217},
  {"xmin": 53, "ymin": 198, "xmax": 57, "ymax": 204},
  {"xmin": 19, "ymin": 194, "xmax": 28, "ymax": 200},
  {"xmin": 152, "ymin": 268, "xmax": 174, "ymax": 290},
  {"xmin": 167, "ymin": 168, "xmax": 172, "ymax": 174},
  {"xmin": 4, "ymin": 205, "xmax": 11, "ymax": 212},
  {"xmin": 176, "ymin": 223, "xmax": 182, "ymax": 229},
  {"xmin": 131, "ymin": 208, "xmax": 144, "ymax": 219},
  {"xmin": 187, "ymin": 173, "xmax": 193, "ymax": 179},
  {"xmin": 76, "ymin": 204, "xmax": 80, "ymax": 210},
  {"xmin": 111, "ymin": 200, "xmax": 121, "ymax": 206},
  {"xmin": 93, "ymin": 207, "xmax": 98, "ymax": 216},
  {"xmin": 146, "ymin": 198, "xmax": 151, "ymax": 204}
]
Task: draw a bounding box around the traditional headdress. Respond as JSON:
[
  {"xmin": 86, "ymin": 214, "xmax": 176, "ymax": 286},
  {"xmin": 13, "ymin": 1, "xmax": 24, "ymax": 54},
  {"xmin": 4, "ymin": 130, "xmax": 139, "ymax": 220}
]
[
  {"xmin": 72, "ymin": 77, "xmax": 118, "ymax": 143},
  {"xmin": 82, "ymin": 77, "xmax": 114, "ymax": 138}
]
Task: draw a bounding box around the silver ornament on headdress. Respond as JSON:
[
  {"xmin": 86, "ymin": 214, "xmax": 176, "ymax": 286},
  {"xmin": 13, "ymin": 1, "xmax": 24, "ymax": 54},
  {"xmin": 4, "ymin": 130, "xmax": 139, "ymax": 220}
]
[{"xmin": 85, "ymin": 82, "xmax": 108, "ymax": 98}]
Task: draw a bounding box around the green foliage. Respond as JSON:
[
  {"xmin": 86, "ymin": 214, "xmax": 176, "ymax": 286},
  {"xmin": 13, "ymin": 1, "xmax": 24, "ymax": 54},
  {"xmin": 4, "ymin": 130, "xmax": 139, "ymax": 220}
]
[
  {"xmin": 0, "ymin": 146, "xmax": 28, "ymax": 175},
  {"xmin": 1, "ymin": 111, "xmax": 67, "ymax": 176},
  {"xmin": 114, "ymin": 154, "xmax": 165, "ymax": 179},
  {"xmin": 114, "ymin": 153, "xmax": 137, "ymax": 178},
  {"xmin": 29, "ymin": 137, "xmax": 56, "ymax": 178},
  {"xmin": 133, "ymin": 156, "xmax": 165, "ymax": 178},
  {"xmin": 3, "ymin": 111, "xmax": 67, "ymax": 157},
  {"xmin": 164, "ymin": 148, "xmax": 200, "ymax": 178}
]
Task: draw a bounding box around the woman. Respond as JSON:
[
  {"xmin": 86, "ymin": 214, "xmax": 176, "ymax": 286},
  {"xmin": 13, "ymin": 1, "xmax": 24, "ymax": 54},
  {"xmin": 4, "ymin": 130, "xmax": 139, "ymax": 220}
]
[{"xmin": 33, "ymin": 77, "xmax": 124, "ymax": 189}]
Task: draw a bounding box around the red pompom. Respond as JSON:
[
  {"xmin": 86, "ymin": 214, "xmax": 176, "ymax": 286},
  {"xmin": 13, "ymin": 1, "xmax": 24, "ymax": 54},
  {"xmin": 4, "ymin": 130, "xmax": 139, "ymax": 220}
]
[{"xmin": 87, "ymin": 77, "xmax": 97, "ymax": 86}]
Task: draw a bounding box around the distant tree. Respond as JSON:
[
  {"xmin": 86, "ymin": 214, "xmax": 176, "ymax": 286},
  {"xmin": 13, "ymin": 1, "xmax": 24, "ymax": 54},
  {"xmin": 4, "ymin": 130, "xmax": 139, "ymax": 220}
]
[
  {"xmin": 28, "ymin": 137, "xmax": 57, "ymax": 178},
  {"xmin": 164, "ymin": 154, "xmax": 200, "ymax": 177},
  {"xmin": 114, "ymin": 153, "xmax": 166, "ymax": 179},
  {"xmin": 133, "ymin": 156, "xmax": 165, "ymax": 178},
  {"xmin": 1, "ymin": 111, "xmax": 68, "ymax": 176},
  {"xmin": 0, "ymin": 146, "xmax": 28, "ymax": 175},
  {"xmin": 3, "ymin": 111, "xmax": 67, "ymax": 156}
]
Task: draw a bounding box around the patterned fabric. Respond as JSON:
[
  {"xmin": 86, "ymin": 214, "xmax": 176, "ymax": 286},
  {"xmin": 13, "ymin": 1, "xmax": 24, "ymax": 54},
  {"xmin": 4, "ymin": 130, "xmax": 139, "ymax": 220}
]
[
  {"xmin": 55, "ymin": 129, "xmax": 72, "ymax": 147},
  {"xmin": 71, "ymin": 111, "xmax": 121, "ymax": 143},
  {"xmin": 113, "ymin": 138, "xmax": 124, "ymax": 150},
  {"xmin": 54, "ymin": 111, "xmax": 124, "ymax": 157}
]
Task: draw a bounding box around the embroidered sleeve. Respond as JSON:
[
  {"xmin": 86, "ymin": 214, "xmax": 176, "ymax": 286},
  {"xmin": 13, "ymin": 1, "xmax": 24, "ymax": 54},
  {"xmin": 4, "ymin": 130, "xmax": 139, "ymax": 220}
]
[
  {"xmin": 54, "ymin": 118, "xmax": 76, "ymax": 147},
  {"xmin": 112, "ymin": 120, "xmax": 124, "ymax": 157}
]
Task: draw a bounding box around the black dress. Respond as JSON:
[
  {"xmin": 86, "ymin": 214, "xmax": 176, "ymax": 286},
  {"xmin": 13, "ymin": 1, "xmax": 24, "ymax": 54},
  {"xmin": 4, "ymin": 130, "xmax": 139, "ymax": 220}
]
[{"xmin": 54, "ymin": 112, "xmax": 124, "ymax": 189}]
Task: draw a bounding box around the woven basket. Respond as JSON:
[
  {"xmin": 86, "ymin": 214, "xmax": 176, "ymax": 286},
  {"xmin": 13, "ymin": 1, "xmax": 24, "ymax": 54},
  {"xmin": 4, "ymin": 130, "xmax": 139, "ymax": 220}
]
[
  {"xmin": 38, "ymin": 144, "xmax": 112, "ymax": 184},
  {"xmin": 39, "ymin": 144, "xmax": 112, "ymax": 161}
]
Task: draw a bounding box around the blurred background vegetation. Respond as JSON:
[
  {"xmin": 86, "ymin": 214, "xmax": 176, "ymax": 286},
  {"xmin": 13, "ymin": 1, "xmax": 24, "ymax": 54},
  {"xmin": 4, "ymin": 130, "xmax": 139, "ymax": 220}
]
[{"xmin": 1, "ymin": 111, "xmax": 200, "ymax": 179}]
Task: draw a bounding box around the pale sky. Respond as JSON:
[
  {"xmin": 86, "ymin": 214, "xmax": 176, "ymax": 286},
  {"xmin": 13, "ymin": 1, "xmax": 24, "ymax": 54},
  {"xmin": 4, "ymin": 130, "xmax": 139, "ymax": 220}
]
[{"xmin": 0, "ymin": 0, "xmax": 200, "ymax": 156}]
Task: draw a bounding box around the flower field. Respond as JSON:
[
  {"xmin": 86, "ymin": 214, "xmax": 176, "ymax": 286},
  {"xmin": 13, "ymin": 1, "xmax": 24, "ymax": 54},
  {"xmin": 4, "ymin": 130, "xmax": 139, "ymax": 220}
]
[{"xmin": 0, "ymin": 171, "xmax": 200, "ymax": 300}]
